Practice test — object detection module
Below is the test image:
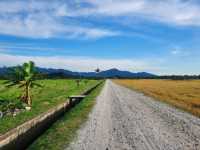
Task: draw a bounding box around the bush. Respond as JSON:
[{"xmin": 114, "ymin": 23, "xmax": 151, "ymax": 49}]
[{"xmin": 0, "ymin": 99, "xmax": 25, "ymax": 113}]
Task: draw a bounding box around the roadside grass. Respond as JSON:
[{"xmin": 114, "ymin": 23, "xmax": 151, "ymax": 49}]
[
  {"xmin": 0, "ymin": 79, "xmax": 99, "ymax": 135},
  {"xmin": 114, "ymin": 79, "xmax": 200, "ymax": 117},
  {"xmin": 28, "ymin": 82, "xmax": 104, "ymax": 150}
]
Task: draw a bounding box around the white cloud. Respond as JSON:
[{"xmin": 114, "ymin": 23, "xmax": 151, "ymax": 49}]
[
  {"xmin": 0, "ymin": 53, "xmax": 161, "ymax": 73},
  {"xmin": 0, "ymin": 14, "xmax": 118, "ymax": 39},
  {"xmin": 1, "ymin": 0, "xmax": 200, "ymax": 39},
  {"xmin": 1, "ymin": 52, "xmax": 199, "ymax": 75},
  {"xmin": 0, "ymin": 45, "xmax": 55, "ymax": 51},
  {"xmin": 171, "ymin": 49, "xmax": 181, "ymax": 55},
  {"xmin": 65, "ymin": 0, "xmax": 200, "ymax": 26},
  {"xmin": 0, "ymin": 0, "xmax": 199, "ymax": 39},
  {"xmin": 170, "ymin": 47, "xmax": 190, "ymax": 56},
  {"xmin": 0, "ymin": 1, "xmax": 118, "ymax": 39}
]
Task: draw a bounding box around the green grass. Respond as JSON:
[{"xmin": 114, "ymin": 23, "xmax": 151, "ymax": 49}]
[
  {"xmin": 0, "ymin": 79, "xmax": 99, "ymax": 135},
  {"xmin": 28, "ymin": 82, "xmax": 104, "ymax": 150}
]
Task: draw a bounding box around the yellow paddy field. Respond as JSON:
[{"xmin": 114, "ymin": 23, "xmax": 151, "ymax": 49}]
[{"xmin": 113, "ymin": 79, "xmax": 200, "ymax": 117}]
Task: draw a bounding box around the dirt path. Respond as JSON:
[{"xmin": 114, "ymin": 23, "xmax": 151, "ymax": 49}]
[{"xmin": 66, "ymin": 80, "xmax": 200, "ymax": 150}]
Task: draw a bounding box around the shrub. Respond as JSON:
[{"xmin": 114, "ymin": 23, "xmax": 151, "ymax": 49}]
[{"xmin": 0, "ymin": 99, "xmax": 25, "ymax": 114}]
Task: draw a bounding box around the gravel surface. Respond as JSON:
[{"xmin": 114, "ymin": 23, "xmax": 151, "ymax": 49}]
[{"xmin": 66, "ymin": 80, "xmax": 200, "ymax": 150}]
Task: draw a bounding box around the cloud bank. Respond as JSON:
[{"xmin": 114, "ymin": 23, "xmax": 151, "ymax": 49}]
[
  {"xmin": 0, "ymin": 0, "xmax": 200, "ymax": 39},
  {"xmin": 0, "ymin": 1, "xmax": 119, "ymax": 39},
  {"xmin": 0, "ymin": 53, "xmax": 162, "ymax": 73}
]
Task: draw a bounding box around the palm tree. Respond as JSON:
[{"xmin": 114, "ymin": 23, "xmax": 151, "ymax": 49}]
[
  {"xmin": 95, "ymin": 68, "xmax": 100, "ymax": 73},
  {"xmin": 5, "ymin": 61, "xmax": 41, "ymax": 107}
]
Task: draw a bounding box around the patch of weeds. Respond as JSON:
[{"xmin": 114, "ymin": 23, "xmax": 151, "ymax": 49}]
[{"xmin": 0, "ymin": 98, "xmax": 25, "ymax": 118}]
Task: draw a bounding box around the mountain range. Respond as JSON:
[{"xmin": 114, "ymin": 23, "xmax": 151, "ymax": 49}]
[{"xmin": 0, "ymin": 67, "xmax": 156, "ymax": 78}]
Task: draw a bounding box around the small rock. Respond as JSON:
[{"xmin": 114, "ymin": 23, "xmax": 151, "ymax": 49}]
[
  {"xmin": 0, "ymin": 111, "xmax": 3, "ymax": 118},
  {"xmin": 25, "ymin": 106, "xmax": 31, "ymax": 111},
  {"xmin": 13, "ymin": 112, "xmax": 17, "ymax": 117}
]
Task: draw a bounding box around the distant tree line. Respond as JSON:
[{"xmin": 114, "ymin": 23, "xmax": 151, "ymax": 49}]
[
  {"xmin": 1, "ymin": 73, "xmax": 200, "ymax": 80},
  {"xmin": 0, "ymin": 66, "xmax": 200, "ymax": 80},
  {"xmin": 114, "ymin": 75, "xmax": 200, "ymax": 80},
  {"xmin": 154, "ymin": 75, "xmax": 200, "ymax": 80},
  {"xmin": 0, "ymin": 73, "xmax": 102, "ymax": 80}
]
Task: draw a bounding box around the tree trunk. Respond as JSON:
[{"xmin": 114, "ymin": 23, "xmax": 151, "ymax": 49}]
[
  {"xmin": 27, "ymin": 85, "xmax": 31, "ymax": 106},
  {"xmin": 20, "ymin": 86, "xmax": 28, "ymax": 103},
  {"xmin": 20, "ymin": 83, "xmax": 32, "ymax": 107}
]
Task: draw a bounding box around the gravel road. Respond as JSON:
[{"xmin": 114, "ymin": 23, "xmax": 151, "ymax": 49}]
[{"xmin": 66, "ymin": 80, "xmax": 200, "ymax": 150}]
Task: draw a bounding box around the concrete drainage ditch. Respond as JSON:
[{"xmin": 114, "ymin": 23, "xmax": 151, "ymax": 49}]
[{"xmin": 0, "ymin": 81, "xmax": 103, "ymax": 150}]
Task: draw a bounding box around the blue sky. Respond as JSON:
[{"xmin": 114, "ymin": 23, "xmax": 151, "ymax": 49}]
[{"xmin": 0, "ymin": 0, "xmax": 200, "ymax": 75}]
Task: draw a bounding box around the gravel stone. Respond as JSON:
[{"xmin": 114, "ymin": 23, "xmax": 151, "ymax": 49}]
[{"xmin": 66, "ymin": 80, "xmax": 200, "ymax": 150}]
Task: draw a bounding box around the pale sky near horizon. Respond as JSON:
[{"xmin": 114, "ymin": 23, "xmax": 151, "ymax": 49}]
[{"xmin": 0, "ymin": 0, "xmax": 200, "ymax": 75}]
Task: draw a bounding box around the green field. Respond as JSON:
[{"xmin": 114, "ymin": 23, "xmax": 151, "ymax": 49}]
[
  {"xmin": 0, "ymin": 79, "xmax": 99, "ymax": 135},
  {"xmin": 28, "ymin": 82, "xmax": 104, "ymax": 150}
]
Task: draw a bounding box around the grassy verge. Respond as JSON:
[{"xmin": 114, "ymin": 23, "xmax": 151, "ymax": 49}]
[
  {"xmin": 114, "ymin": 79, "xmax": 200, "ymax": 117},
  {"xmin": 0, "ymin": 79, "xmax": 99, "ymax": 135},
  {"xmin": 28, "ymin": 82, "xmax": 104, "ymax": 150}
]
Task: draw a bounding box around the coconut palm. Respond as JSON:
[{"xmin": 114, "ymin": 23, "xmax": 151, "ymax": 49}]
[
  {"xmin": 95, "ymin": 68, "xmax": 100, "ymax": 73},
  {"xmin": 5, "ymin": 61, "xmax": 41, "ymax": 107}
]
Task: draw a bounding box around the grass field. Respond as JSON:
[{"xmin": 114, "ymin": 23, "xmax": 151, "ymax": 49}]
[
  {"xmin": 0, "ymin": 79, "xmax": 99, "ymax": 135},
  {"xmin": 114, "ymin": 79, "xmax": 200, "ymax": 117},
  {"xmin": 28, "ymin": 82, "xmax": 104, "ymax": 150}
]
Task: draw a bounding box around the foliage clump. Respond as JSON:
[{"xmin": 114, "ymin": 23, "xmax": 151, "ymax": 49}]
[
  {"xmin": 0, "ymin": 98, "xmax": 25, "ymax": 117},
  {"xmin": 4, "ymin": 61, "xmax": 42, "ymax": 107}
]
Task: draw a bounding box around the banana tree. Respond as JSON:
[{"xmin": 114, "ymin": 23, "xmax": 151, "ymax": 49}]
[
  {"xmin": 95, "ymin": 68, "xmax": 100, "ymax": 73},
  {"xmin": 5, "ymin": 61, "xmax": 42, "ymax": 107}
]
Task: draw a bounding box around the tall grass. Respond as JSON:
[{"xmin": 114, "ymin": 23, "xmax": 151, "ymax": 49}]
[{"xmin": 114, "ymin": 79, "xmax": 200, "ymax": 117}]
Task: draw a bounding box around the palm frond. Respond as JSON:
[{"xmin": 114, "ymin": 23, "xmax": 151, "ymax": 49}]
[
  {"xmin": 3, "ymin": 80, "xmax": 12, "ymax": 84},
  {"xmin": 31, "ymin": 82, "xmax": 43, "ymax": 88},
  {"xmin": 18, "ymin": 82, "xmax": 26, "ymax": 88},
  {"xmin": 6, "ymin": 83, "xmax": 19, "ymax": 88}
]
